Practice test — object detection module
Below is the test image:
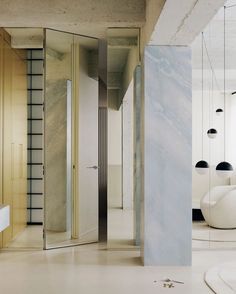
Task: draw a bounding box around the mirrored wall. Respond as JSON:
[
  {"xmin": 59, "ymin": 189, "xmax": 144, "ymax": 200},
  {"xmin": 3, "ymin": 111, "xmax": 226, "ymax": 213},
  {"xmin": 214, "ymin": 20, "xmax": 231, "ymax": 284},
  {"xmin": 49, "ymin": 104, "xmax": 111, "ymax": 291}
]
[
  {"xmin": 107, "ymin": 28, "xmax": 140, "ymax": 249},
  {"xmin": 44, "ymin": 29, "xmax": 99, "ymax": 249},
  {"xmin": 192, "ymin": 4, "xmax": 236, "ymax": 249}
]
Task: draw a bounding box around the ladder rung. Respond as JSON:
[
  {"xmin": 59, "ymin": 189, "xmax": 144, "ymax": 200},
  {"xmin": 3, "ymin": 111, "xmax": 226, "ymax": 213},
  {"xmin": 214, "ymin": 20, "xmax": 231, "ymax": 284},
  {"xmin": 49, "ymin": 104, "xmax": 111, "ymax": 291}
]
[
  {"xmin": 27, "ymin": 133, "xmax": 43, "ymax": 135},
  {"xmin": 26, "ymin": 58, "xmax": 43, "ymax": 61},
  {"xmin": 27, "ymin": 74, "xmax": 43, "ymax": 76}
]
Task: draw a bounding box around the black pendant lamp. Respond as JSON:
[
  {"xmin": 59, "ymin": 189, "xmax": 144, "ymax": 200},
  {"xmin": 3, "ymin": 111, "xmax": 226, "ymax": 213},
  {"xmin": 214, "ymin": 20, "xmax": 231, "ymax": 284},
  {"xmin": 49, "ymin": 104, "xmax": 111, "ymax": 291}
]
[
  {"xmin": 216, "ymin": 108, "xmax": 223, "ymax": 115},
  {"xmin": 205, "ymin": 74, "xmax": 217, "ymax": 139},
  {"xmin": 207, "ymin": 128, "xmax": 217, "ymax": 139},
  {"xmin": 195, "ymin": 32, "xmax": 209, "ymax": 175},
  {"xmin": 216, "ymin": 6, "xmax": 234, "ymax": 178}
]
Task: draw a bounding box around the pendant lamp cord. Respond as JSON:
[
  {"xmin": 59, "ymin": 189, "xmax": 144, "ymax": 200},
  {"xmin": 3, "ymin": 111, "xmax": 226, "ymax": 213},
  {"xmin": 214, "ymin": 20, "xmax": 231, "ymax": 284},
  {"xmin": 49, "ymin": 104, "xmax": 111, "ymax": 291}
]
[
  {"xmin": 202, "ymin": 32, "xmax": 204, "ymax": 159},
  {"xmin": 224, "ymin": 5, "xmax": 226, "ymax": 161}
]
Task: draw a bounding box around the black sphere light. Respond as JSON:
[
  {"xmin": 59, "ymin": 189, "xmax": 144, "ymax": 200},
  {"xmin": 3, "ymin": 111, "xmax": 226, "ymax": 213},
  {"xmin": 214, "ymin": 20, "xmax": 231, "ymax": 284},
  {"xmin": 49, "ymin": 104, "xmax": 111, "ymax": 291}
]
[
  {"xmin": 207, "ymin": 128, "xmax": 217, "ymax": 139},
  {"xmin": 216, "ymin": 108, "xmax": 223, "ymax": 116},
  {"xmin": 195, "ymin": 32, "xmax": 209, "ymax": 175},
  {"xmin": 216, "ymin": 161, "xmax": 234, "ymax": 178},
  {"xmin": 195, "ymin": 160, "xmax": 209, "ymax": 175}
]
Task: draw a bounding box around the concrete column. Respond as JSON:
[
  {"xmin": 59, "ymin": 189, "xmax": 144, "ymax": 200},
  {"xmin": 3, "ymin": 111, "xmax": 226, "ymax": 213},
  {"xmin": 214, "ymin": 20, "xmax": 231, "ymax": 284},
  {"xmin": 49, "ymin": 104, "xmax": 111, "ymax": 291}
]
[
  {"xmin": 122, "ymin": 81, "xmax": 134, "ymax": 210},
  {"xmin": 141, "ymin": 46, "xmax": 192, "ymax": 266}
]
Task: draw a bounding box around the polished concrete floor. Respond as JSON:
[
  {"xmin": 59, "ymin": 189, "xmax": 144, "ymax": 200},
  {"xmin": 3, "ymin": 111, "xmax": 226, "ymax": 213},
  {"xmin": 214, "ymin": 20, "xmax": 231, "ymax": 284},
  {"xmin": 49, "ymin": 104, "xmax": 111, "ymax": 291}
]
[
  {"xmin": 192, "ymin": 221, "xmax": 236, "ymax": 249},
  {"xmin": 205, "ymin": 261, "xmax": 236, "ymax": 293},
  {"xmin": 3, "ymin": 212, "xmax": 236, "ymax": 293},
  {"xmin": 7, "ymin": 207, "xmax": 135, "ymax": 249},
  {"xmin": 2, "ymin": 242, "xmax": 236, "ymax": 293}
]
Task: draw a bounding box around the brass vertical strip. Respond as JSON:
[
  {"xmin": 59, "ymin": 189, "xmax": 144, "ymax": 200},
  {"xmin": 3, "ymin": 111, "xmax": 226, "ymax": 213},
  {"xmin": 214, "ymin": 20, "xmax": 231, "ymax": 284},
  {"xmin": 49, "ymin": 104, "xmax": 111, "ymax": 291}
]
[
  {"xmin": 71, "ymin": 42, "xmax": 79, "ymax": 239},
  {"xmin": 98, "ymin": 40, "xmax": 108, "ymax": 242},
  {"xmin": 0, "ymin": 29, "xmax": 3, "ymax": 248}
]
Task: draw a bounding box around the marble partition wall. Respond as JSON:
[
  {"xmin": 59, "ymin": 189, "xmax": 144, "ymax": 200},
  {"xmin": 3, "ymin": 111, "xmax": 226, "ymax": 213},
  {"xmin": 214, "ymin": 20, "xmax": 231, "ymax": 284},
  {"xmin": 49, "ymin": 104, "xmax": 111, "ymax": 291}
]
[
  {"xmin": 142, "ymin": 46, "xmax": 192, "ymax": 265},
  {"xmin": 45, "ymin": 79, "xmax": 67, "ymax": 232},
  {"xmin": 133, "ymin": 65, "xmax": 142, "ymax": 246}
]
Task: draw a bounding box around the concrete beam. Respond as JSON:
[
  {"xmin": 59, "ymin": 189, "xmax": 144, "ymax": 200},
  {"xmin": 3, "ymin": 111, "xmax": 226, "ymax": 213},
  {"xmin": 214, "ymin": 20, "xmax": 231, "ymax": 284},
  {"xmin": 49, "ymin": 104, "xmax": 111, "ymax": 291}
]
[
  {"xmin": 149, "ymin": 0, "xmax": 226, "ymax": 45},
  {"xmin": 11, "ymin": 35, "xmax": 43, "ymax": 48},
  {"xmin": 107, "ymin": 72, "xmax": 122, "ymax": 89},
  {"xmin": 88, "ymin": 50, "xmax": 98, "ymax": 80},
  {"xmin": 108, "ymin": 37, "xmax": 138, "ymax": 48},
  {"xmin": 46, "ymin": 47, "xmax": 64, "ymax": 60},
  {"xmin": 108, "ymin": 89, "xmax": 120, "ymax": 110}
]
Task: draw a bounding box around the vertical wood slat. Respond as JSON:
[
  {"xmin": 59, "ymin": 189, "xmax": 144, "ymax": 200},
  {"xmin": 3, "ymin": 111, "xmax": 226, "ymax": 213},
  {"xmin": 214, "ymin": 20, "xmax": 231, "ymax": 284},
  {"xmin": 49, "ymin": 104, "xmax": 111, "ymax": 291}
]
[{"xmin": 0, "ymin": 28, "xmax": 27, "ymax": 247}]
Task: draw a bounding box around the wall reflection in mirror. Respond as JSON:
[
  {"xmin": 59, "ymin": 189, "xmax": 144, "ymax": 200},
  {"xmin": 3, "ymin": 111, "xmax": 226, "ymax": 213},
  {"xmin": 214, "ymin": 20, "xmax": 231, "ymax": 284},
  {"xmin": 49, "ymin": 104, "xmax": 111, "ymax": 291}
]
[
  {"xmin": 192, "ymin": 3, "xmax": 236, "ymax": 249},
  {"xmin": 44, "ymin": 29, "xmax": 99, "ymax": 248},
  {"xmin": 107, "ymin": 28, "xmax": 140, "ymax": 249}
]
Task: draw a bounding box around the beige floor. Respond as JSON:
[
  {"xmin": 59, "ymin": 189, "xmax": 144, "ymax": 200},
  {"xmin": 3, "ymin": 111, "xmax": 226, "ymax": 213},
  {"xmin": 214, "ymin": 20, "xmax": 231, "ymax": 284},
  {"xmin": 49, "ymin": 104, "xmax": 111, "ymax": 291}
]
[
  {"xmin": 3, "ymin": 212, "xmax": 236, "ymax": 293},
  {"xmin": 192, "ymin": 221, "xmax": 236, "ymax": 249},
  {"xmin": 108, "ymin": 207, "xmax": 135, "ymax": 249},
  {"xmin": 7, "ymin": 225, "xmax": 43, "ymax": 249},
  {"xmin": 2, "ymin": 241, "xmax": 236, "ymax": 293},
  {"xmin": 7, "ymin": 206, "xmax": 136, "ymax": 249}
]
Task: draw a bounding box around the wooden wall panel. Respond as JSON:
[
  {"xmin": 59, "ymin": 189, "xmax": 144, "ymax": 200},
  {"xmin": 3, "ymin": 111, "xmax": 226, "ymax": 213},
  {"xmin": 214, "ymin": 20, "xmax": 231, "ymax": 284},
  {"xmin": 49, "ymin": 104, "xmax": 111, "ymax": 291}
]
[
  {"xmin": 0, "ymin": 29, "xmax": 3, "ymax": 248},
  {"xmin": 0, "ymin": 28, "xmax": 27, "ymax": 247},
  {"xmin": 2, "ymin": 39, "xmax": 13, "ymax": 247},
  {"xmin": 11, "ymin": 49, "xmax": 27, "ymax": 237}
]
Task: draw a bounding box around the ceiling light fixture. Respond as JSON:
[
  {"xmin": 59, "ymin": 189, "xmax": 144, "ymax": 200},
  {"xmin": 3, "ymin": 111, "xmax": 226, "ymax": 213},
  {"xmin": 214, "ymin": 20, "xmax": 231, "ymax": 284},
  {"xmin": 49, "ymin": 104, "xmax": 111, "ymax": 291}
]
[
  {"xmin": 207, "ymin": 128, "xmax": 217, "ymax": 139},
  {"xmin": 195, "ymin": 32, "xmax": 209, "ymax": 175},
  {"xmin": 216, "ymin": 108, "xmax": 223, "ymax": 115},
  {"xmin": 216, "ymin": 6, "xmax": 234, "ymax": 178}
]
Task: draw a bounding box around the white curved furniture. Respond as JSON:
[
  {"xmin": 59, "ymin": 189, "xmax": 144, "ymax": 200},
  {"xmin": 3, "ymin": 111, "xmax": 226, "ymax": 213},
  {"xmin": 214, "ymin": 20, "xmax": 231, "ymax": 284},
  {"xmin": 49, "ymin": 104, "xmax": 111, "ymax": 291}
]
[
  {"xmin": 200, "ymin": 185, "xmax": 236, "ymax": 229},
  {"xmin": 0, "ymin": 205, "xmax": 10, "ymax": 232}
]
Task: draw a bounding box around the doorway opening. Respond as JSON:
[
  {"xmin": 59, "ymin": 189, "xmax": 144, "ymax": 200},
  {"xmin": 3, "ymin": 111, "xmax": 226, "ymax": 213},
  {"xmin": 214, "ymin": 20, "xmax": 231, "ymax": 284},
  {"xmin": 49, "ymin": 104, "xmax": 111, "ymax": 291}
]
[{"xmin": 107, "ymin": 28, "xmax": 141, "ymax": 250}]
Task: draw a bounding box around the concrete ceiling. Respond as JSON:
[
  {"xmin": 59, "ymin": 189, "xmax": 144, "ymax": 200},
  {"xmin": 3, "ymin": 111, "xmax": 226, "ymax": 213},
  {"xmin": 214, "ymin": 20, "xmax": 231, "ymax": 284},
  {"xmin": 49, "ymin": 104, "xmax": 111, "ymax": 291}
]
[
  {"xmin": 2, "ymin": 0, "xmax": 226, "ymax": 50},
  {"xmin": 0, "ymin": 0, "xmax": 145, "ymax": 38},
  {"xmin": 192, "ymin": 0, "xmax": 236, "ymax": 92},
  {"xmin": 150, "ymin": 0, "xmax": 226, "ymax": 45},
  {"xmin": 2, "ymin": 0, "xmax": 231, "ymax": 95}
]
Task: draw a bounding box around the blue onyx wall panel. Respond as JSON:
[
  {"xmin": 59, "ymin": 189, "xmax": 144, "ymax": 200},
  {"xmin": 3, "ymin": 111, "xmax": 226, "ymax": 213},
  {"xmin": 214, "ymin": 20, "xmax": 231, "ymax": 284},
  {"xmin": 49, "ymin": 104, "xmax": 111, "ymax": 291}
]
[{"xmin": 142, "ymin": 46, "xmax": 192, "ymax": 266}]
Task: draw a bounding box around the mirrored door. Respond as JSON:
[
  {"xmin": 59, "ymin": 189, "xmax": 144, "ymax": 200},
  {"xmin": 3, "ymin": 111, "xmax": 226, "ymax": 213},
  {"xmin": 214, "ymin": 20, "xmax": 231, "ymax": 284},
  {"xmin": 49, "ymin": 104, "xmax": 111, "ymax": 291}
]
[{"xmin": 44, "ymin": 29, "xmax": 99, "ymax": 249}]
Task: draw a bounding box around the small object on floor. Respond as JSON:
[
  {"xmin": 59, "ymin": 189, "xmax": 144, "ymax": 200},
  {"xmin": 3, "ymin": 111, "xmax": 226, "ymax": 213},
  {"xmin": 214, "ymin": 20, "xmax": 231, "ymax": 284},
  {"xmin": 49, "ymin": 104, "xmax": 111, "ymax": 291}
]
[
  {"xmin": 163, "ymin": 282, "xmax": 174, "ymax": 288},
  {"xmin": 161, "ymin": 278, "xmax": 184, "ymax": 284},
  {"xmin": 172, "ymin": 279, "xmax": 184, "ymax": 284}
]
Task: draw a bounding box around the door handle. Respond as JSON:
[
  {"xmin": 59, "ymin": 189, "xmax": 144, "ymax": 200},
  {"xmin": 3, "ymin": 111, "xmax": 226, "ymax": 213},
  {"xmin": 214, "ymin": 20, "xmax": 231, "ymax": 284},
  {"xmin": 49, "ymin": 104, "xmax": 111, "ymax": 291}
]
[{"xmin": 87, "ymin": 166, "xmax": 99, "ymax": 170}]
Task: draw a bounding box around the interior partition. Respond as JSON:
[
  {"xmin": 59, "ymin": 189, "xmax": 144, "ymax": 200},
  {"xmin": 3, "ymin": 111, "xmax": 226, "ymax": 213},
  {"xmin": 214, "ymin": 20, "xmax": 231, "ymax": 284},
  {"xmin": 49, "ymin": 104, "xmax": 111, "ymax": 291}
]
[
  {"xmin": 142, "ymin": 46, "xmax": 192, "ymax": 265},
  {"xmin": 44, "ymin": 29, "xmax": 99, "ymax": 248}
]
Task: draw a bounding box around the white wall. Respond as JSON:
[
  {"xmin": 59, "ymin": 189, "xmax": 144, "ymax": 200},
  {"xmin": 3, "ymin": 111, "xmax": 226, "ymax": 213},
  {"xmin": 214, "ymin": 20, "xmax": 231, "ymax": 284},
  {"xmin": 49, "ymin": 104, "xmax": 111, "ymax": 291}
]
[
  {"xmin": 122, "ymin": 80, "xmax": 134, "ymax": 209},
  {"xmin": 108, "ymin": 107, "xmax": 122, "ymax": 208},
  {"xmin": 108, "ymin": 108, "xmax": 122, "ymax": 165}
]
